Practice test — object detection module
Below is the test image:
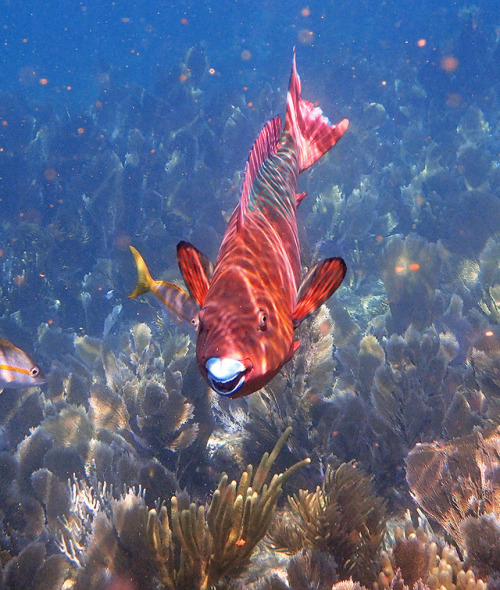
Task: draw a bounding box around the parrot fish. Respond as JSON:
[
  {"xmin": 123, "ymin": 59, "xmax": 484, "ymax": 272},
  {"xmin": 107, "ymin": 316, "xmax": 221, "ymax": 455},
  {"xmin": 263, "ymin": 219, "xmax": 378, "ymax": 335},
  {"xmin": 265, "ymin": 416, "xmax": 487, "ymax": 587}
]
[
  {"xmin": 0, "ymin": 338, "xmax": 45, "ymax": 389},
  {"xmin": 129, "ymin": 52, "xmax": 348, "ymax": 398}
]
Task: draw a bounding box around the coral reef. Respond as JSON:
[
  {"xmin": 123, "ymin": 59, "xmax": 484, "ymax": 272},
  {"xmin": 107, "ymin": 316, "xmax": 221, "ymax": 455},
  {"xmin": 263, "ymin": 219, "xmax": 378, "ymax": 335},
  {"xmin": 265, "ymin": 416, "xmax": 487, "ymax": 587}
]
[
  {"xmin": 377, "ymin": 518, "xmax": 487, "ymax": 590},
  {"xmin": 55, "ymin": 427, "xmax": 309, "ymax": 589},
  {"xmin": 1, "ymin": 5, "xmax": 500, "ymax": 588},
  {"xmin": 267, "ymin": 461, "xmax": 387, "ymax": 586},
  {"xmin": 405, "ymin": 426, "xmax": 500, "ymax": 548}
]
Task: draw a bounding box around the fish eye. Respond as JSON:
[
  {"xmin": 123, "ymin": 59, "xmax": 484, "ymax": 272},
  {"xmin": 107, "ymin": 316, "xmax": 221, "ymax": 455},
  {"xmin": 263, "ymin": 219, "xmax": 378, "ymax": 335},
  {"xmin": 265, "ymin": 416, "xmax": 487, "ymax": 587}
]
[
  {"xmin": 258, "ymin": 309, "xmax": 268, "ymax": 331},
  {"xmin": 30, "ymin": 366, "xmax": 40, "ymax": 378}
]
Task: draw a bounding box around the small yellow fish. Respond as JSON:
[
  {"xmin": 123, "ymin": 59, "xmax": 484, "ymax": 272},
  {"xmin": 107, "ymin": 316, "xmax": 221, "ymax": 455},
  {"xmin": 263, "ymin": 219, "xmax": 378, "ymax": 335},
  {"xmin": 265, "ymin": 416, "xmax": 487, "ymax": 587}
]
[{"xmin": 0, "ymin": 338, "xmax": 45, "ymax": 389}]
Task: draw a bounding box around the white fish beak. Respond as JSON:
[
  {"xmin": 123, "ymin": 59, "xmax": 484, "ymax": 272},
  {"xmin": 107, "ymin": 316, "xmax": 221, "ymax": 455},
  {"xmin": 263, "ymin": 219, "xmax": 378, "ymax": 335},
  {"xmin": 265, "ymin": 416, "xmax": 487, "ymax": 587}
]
[{"xmin": 205, "ymin": 357, "xmax": 247, "ymax": 396}]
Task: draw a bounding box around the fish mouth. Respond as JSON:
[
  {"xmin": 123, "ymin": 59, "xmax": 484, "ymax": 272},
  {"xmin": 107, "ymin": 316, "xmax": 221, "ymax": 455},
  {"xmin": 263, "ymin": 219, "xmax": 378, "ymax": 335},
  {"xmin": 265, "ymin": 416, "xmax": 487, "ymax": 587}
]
[{"xmin": 205, "ymin": 357, "xmax": 248, "ymax": 396}]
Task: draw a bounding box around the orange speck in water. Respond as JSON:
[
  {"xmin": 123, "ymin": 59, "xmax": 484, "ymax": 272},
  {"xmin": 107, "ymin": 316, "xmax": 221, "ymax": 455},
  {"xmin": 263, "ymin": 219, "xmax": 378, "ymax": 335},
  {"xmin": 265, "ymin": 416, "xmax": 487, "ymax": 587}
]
[
  {"xmin": 381, "ymin": 80, "xmax": 387, "ymax": 86},
  {"xmin": 66, "ymin": 85, "xmax": 72, "ymax": 91},
  {"xmin": 0, "ymin": 249, "xmax": 4, "ymax": 257},
  {"xmin": 48, "ymin": 319, "xmax": 54, "ymax": 325},
  {"xmin": 409, "ymin": 263, "xmax": 420, "ymax": 271},
  {"xmin": 441, "ymin": 55, "xmax": 459, "ymax": 72},
  {"xmin": 332, "ymin": 430, "xmax": 339, "ymax": 436},
  {"xmin": 181, "ymin": 17, "xmax": 188, "ymax": 24},
  {"xmin": 394, "ymin": 265, "xmax": 405, "ymax": 274},
  {"xmin": 95, "ymin": 100, "xmax": 102, "ymax": 109},
  {"xmin": 235, "ymin": 539, "xmax": 246, "ymax": 547},
  {"xmin": 242, "ymin": 86, "xmax": 248, "ymax": 91},
  {"xmin": 208, "ymin": 68, "xmax": 215, "ymax": 75},
  {"xmin": 298, "ymin": 28, "xmax": 314, "ymax": 44},
  {"xmin": 414, "ymin": 194, "xmax": 425, "ymax": 206},
  {"xmin": 77, "ymin": 127, "xmax": 85, "ymax": 135},
  {"xmin": 417, "ymin": 38, "xmax": 427, "ymax": 47},
  {"xmin": 301, "ymin": 7, "xmax": 311, "ymax": 17},
  {"xmin": 375, "ymin": 235, "xmax": 384, "ymax": 243},
  {"xmin": 485, "ymin": 330, "xmax": 494, "ymax": 337},
  {"xmin": 2, "ymin": 120, "xmax": 7, "ymax": 126},
  {"xmin": 247, "ymin": 102, "xmax": 253, "ymax": 107},
  {"xmin": 240, "ymin": 49, "xmax": 252, "ymax": 61},
  {"xmin": 179, "ymin": 73, "xmax": 188, "ymax": 83},
  {"xmin": 43, "ymin": 167, "xmax": 57, "ymax": 181},
  {"xmin": 39, "ymin": 78, "xmax": 48, "ymax": 85}
]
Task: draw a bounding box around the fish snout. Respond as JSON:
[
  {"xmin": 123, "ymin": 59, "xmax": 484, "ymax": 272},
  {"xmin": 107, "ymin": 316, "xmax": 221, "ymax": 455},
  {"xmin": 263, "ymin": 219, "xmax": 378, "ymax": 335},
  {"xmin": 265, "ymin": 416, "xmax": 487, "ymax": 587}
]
[{"xmin": 205, "ymin": 357, "xmax": 247, "ymax": 396}]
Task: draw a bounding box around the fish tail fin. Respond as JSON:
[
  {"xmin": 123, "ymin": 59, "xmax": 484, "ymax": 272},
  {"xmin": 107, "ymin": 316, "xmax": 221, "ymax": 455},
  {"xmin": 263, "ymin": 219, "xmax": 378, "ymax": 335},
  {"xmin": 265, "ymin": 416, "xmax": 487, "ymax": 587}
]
[
  {"xmin": 285, "ymin": 50, "xmax": 349, "ymax": 172},
  {"xmin": 128, "ymin": 245, "xmax": 154, "ymax": 297}
]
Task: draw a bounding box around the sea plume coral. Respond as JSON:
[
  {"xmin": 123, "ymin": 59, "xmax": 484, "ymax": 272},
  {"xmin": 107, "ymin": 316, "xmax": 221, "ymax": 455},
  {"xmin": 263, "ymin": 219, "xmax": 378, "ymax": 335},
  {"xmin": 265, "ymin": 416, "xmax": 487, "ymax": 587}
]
[
  {"xmin": 379, "ymin": 234, "xmax": 448, "ymax": 333},
  {"xmin": 267, "ymin": 460, "xmax": 387, "ymax": 585}
]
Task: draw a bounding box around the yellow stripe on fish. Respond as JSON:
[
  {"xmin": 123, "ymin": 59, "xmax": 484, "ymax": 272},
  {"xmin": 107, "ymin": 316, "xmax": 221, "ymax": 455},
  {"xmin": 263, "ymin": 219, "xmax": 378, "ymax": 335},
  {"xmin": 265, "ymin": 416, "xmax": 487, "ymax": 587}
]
[{"xmin": 0, "ymin": 338, "xmax": 46, "ymax": 389}]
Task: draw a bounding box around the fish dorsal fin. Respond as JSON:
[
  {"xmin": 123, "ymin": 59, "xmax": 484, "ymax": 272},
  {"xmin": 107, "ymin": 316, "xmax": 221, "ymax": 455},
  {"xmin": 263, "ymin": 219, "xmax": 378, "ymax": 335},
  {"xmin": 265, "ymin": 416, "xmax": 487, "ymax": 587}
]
[
  {"xmin": 292, "ymin": 257, "xmax": 346, "ymax": 327},
  {"xmin": 239, "ymin": 115, "xmax": 282, "ymax": 227},
  {"xmin": 129, "ymin": 245, "xmax": 198, "ymax": 326},
  {"xmin": 177, "ymin": 241, "xmax": 214, "ymax": 307}
]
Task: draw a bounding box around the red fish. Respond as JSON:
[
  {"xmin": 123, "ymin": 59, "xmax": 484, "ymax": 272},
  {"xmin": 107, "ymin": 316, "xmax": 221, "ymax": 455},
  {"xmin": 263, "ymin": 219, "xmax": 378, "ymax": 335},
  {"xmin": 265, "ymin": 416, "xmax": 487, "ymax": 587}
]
[{"xmin": 129, "ymin": 52, "xmax": 348, "ymax": 397}]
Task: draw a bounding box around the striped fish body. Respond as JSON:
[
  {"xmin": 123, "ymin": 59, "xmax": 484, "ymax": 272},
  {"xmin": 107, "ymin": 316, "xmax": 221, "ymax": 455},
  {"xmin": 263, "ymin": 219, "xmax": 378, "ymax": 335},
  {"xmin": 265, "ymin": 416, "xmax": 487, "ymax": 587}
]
[
  {"xmin": 196, "ymin": 129, "xmax": 301, "ymax": 394},
  {"xmin": 0, "ymin": 338, "xmax": 45, "ymax": 389},
  {"xmin": 129, "ymin": 53, "xmax": 348, "ymax": 397}
]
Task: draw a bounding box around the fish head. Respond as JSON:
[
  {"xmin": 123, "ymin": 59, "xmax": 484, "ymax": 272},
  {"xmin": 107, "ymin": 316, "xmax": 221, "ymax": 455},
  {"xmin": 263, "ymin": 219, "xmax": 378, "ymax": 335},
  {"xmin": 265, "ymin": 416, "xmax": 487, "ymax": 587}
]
[
  {"xmin": 0, "ymin": 350, "xmax": 46, "ymax": 389},
  {"xmin": 196, "ymin": 295, "xmax": 294, "ymax": 398}
]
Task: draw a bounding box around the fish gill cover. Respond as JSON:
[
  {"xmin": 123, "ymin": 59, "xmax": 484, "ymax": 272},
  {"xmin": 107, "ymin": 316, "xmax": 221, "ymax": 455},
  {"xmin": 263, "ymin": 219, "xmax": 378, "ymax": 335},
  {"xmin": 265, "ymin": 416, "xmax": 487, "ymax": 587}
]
[{"xmin": 0, "ymin": 0, "xmax": 499, "ymax": 588}]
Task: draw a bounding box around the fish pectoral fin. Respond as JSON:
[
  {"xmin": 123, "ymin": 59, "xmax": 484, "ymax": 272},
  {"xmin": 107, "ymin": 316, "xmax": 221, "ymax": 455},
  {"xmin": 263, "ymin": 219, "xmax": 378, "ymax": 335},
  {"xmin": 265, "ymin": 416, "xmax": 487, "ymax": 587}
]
[
  {"xmin": 129, "ymin": 245, "xmax": 198, "ymax": 326},
  {"xmin": 292, "ymin": 257, "xmax": 346, "ymax": 327},
  {"xmin": 177, "ymin": 241, "xmax": 214, "ymax": 307},
  {"xmin": 286, "ymin": 340, "xmax": 301, "ymax": 361}
]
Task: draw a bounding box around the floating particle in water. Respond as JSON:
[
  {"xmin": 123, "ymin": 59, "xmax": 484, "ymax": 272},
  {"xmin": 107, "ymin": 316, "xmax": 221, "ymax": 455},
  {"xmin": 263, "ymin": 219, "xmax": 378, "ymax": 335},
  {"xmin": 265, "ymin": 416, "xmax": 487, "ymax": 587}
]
[
  {"xmin": 18, "ymin": 66, "xmax": 37, "ymax": 86},
  {"xmin": 43, "ymin": 168, "xmax": 57, "ymax": 181},
  {"xmin": 417, "ymin": 38, "xmax": 427, "ymax": 47},
  {"xmin": 301, "ymin": 6, "xmax": 311, "ymax": 17},
  {"xmin": 240, "ymin": 49, "xmax": 252, "ymax": 61},
  {"xmin": 441, "ymin": 55, "xmax": 459, "ymax": 72},
  {"xmin": 298, "ymin": 28, "xmax": 314, "ymax": 44}
]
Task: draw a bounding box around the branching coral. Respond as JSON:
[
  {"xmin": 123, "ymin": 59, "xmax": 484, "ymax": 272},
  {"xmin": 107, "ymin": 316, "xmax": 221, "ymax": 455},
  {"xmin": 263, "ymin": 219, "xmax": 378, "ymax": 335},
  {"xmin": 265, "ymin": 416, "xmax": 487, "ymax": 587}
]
[
  {"xmin": 267, "ymin": 460, "xmax": 387, "ymax": 586},
  {"xmin": 376, "ymin": 518, "xmax": 486, "ymax": 590},
  {"xmin": 57, "ymin": 427, "xmax": 309, "ymax": 589}
]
